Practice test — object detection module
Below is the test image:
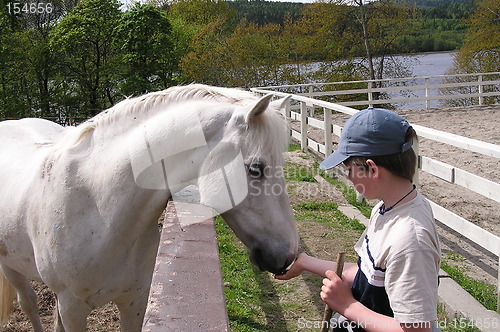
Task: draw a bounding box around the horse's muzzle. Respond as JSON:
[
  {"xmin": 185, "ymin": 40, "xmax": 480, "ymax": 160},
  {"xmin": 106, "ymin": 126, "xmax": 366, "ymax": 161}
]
[{"xmin": 250, "ymin": 245, "xmax": 297, "ymax": 276}]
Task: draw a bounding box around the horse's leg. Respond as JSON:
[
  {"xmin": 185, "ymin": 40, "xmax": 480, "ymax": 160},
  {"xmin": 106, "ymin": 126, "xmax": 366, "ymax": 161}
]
[
  {"xmin": 52, "ymin": 296, "xmax": 65, "ymax": 332},
  {"xmin": 1, "ymin": 265, "xmax": 43, "ymax": 332},
  {"xmin": 55, "ymin": 289, "xmax": 92, "ymax": 332},
  {"xmin": 115, "ymin": 289, "xmax": 150, "ymax": 332}
]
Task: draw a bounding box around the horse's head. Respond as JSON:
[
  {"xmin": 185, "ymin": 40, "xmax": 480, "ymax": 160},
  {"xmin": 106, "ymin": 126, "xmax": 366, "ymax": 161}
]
[{"xmin": 197, "ymin": 94, "xmax": 299, "ymax": 275}]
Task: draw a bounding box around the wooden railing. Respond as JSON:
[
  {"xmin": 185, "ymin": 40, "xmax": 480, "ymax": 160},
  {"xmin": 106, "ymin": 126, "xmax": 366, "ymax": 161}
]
[
  {"xmin": 143, "ymin": 200, "xmax": 229, "ymax": 331},
  {"xmin": 251, "ymin": 83, "xmax": 500, "ymax": 312},
  {"xmin": 255, "ymin": 72, "xmax": 500, "ymax": 110}
]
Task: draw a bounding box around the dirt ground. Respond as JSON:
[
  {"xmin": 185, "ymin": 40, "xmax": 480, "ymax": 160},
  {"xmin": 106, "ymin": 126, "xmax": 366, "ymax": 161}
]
[{"xmin": 3, "ymin": 105, "xmax": 499, "ymax": 331}]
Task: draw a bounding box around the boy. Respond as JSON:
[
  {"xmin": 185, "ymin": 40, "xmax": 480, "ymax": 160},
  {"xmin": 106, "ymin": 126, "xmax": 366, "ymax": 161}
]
[{"xmin": 276, "ymin": 108, "xmax": 441, "ymax": 332}]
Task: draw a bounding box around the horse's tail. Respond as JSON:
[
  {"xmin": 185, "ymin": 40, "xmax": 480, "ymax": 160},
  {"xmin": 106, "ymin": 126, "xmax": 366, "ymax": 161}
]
[{"xmin": 0, "ymin": 270, "xmax": 16, "ymax": 325}]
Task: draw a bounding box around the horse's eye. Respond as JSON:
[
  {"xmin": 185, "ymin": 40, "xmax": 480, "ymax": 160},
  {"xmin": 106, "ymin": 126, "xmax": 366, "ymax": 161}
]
[{"xmin": 247, "ymin": 161, "xmax": 265, "ymax": 178}]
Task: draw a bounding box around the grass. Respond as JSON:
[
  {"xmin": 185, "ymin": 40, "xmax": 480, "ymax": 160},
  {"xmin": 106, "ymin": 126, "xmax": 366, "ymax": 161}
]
[
  {"xmin": 295, "ymin": 201, "xmax": 365, "ymax": 232},
  {"xmin": 437, "ymin": 304, "xmax": 482, "ymax": 332},
  {"xmin": 441, "ymin": 261, "xmax": 498, "ymax": 311},
  {"xmin": 216, "ymin": 216, "xmax": 292, "ymax": 331},
  {"xmin": 284, "ymin": 162, "xmax": 317, "ymax": 182}
]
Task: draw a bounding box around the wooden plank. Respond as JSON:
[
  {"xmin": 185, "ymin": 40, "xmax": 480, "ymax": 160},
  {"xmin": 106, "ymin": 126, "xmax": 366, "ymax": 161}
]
[
  {"xmin": 412, "ymin": 124, "xmax": 500, "ymax": 159},
  {"xmin": 291, "ymin": 129, "xmax": 301, "ymax": 141},
  {"xmin": 332, "ymin": 124, "xmax": 342, "ymax": 137},
  {"xmin": 300, "ymin": 102, "xmax": 308, "ymax": 151},
  {"xmin": 420, "ymin": 156, "xmax": 454, "ymax": 183},
  {"xmin": 308, "ymin": 116, "xmax": 323, "ymax": 130},
  {"xmin": 307, "ymin": 137, "xmax": 326, "ymax": 155},
  {"xmin": 429, "ymin": 200, "xmax": 499, "ymax": 256},
  {"xmin": 454, "ymin": 168, "xmax": 500, "ymax": 204},
  {"xmin": 324, "ymin": 107, "xmax": 333, "ymax": 156},
  {"xmin": 420, "ymin": 157, "xmax": 500, "ymax": 203}
]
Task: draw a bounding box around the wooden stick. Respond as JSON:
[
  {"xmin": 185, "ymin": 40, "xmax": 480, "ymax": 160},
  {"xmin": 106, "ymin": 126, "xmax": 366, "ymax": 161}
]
[{"xmin": 320, "ymin": 252, "xmax": 346, "ymax": 332}]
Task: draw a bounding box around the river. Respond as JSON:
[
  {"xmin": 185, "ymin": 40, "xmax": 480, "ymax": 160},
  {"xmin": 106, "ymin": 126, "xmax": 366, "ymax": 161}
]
[
  {"xmin": 392, "ymin": 51, "xmax": 456, "ymax": 109},
  {"xmin": 408, "ymin": 52, "xmax": 455, "ymax": 77},
  {"xmin": 302, "ymin": 52, "xmax": 456, "ymax": 110}
]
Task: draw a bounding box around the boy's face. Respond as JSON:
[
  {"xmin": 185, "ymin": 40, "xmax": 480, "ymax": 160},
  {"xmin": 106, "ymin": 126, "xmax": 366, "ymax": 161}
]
[{"xmin": 344, "ymin": 160, "xmax": 376, "ymax": 199}]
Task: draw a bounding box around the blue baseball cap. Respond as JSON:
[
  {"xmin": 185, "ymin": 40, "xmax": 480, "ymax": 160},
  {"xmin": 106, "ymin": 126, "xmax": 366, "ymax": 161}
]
[{"xmin": 319, "ymin": 108, "xmax": 413, "ymax": 170}]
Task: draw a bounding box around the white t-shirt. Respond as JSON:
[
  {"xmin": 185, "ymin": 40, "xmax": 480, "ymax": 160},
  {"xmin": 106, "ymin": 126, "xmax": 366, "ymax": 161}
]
[{"xmin": 352, "ymin": 191, "xmax": 441, "ymax": 325}]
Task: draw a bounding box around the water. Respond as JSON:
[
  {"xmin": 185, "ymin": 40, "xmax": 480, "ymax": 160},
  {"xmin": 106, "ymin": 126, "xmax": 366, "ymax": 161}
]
[
  {"xmin": 298, "ymin": 52, "xmax": 456, "ymax": 109},
  {"xmin": 394, "ymin": 52, "xmax": 456, "ymax": 109},
  {"xmin": 409, "ymin": 52, "xmax": 455, "ymax": 78}
]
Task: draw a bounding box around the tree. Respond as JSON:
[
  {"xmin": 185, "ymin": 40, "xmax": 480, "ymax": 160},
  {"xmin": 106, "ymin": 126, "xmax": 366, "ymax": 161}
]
[
  {"xmin": 115, "ymin": 3, "xmax": 177, "ymax": 95},
  {"xmin": 450, "ymin": 0, "xmax": 499, "ymax": 74},
  {"xmin": 170, "ymin": 0, "xmax": 238, "ymax": 85},
  {"xmin": 0, "ymin": 0, "xmax": 74, "ymax": 120},
  {"xmin": 443, "ymin": 0, "xmax": 499, "ymax": 106},
  {"xmin": 168, "ymin": 0, "xmax": 237, "ymax": 27},
  {"xmin": 300, "ymin": 1, "xmax": 417, "ymax": 100},
  {"xmin": 50, "ymin": 0, "xmax": 122, "ymax": 120}
]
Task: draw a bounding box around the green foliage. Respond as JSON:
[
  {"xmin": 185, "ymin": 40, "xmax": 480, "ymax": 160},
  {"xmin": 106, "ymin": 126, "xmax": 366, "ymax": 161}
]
[
  {"xmin": 284, "ymin": 162, "xmax": 316, "ymax": 182},
  {"xmin": 441, "ymin": 0, "xmax": 500, "ymax": 106},
  {"xmin": 115, "ymin": 3, "xmax": 177, "ymax": 95},
  {"xmin": 0, "ymin": 0, "xmax": 494, "ymax": 122},
  {"xmin": 229, "ymin": 0, "xmax": 304, "ymax": 26},
  {"xmin": 295, "ymin": 201, "xmax": 366, "ymax": 232},
  {"xmin": 49, "ymin": 0, "xmax": 122, "ymax": 119},
  {"xmin": 453, "ymin": 0, "xmax": 500, "ymax": 73},
  {"xmin": 319, "ymin": 170, "xmax": 373, "ymax": 219}
]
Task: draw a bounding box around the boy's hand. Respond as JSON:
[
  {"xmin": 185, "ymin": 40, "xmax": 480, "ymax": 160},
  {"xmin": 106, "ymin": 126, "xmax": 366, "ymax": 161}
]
[
  {"xmin": 320, "ymin": 270, "xmax": 356, "ymax": 314},
  {"xmin": 274, "ymin": 252, "xmax": 307, "ymax": 280}
]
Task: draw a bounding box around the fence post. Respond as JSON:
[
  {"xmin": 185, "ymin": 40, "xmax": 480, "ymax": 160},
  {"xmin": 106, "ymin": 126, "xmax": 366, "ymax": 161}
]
[
  {"xmin": 300, "ymin": 101, "xmax": 308, "ymax": 152},
  {"xmin": 285, "ymin": 97, "xmax": 292, "ymax": 149},
  {"xmin": 425, "ymin": 78, "xmax": 430, "ymax": 110},
  {"xmin": 368, "ymin": 81, "xmax": 373, "ymax": 108},
  {"xmin": 308, "ymin": 85, "xmax": 314, "ymax": 98},
  {"xmin": 478, "ymin": 75, "xmax": 484, "ymax": 106},
  {"xmin": 412, "ymin": 137, "xmax": 420, "ymax": 187},
  {"xmin": 323, "ymin": 107, "xmax": 332, "ymax": 157}
]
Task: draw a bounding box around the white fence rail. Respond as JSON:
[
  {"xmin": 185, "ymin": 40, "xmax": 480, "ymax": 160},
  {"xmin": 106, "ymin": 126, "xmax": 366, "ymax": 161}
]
[
  {"xmin": 251, "ymin": 80, "xmax": 500, "ymax": 311},
  {"xmin": 256, "ymin": 72, "xmax": 500, "ymax": 110}
]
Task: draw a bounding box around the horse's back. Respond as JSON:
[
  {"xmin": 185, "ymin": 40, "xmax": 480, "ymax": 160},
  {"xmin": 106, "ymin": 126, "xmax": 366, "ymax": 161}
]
[
  {"xmin": 0, "ymin": 118, "xmax": 64, "ymax": 147},
  {"xmin": 0, "ymin": 118, "xmax": 64, "ymax": 206}
]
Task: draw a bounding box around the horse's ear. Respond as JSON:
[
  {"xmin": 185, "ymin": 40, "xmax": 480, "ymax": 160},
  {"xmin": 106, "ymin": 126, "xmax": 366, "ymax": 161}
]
[
  {"xmin": 270, "ymin": 95, "xmax": 291, "ymax": 110},
  {"xmin": 245, "ymin": 94, "xmax": 273, "ymax": 123}
]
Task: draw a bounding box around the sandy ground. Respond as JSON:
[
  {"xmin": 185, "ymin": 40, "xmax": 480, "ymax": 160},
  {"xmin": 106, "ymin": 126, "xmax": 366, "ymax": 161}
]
[
  {"xmin": 322, "ymin": 105, "xmax": 500, "ymax": 234},
  {"xmin": 3, "ymin": 104, "xmax": 499, "ymax": 330}
]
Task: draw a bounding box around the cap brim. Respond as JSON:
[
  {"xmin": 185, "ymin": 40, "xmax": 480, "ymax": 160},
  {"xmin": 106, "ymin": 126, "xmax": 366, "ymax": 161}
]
[{"xmin": 319, "ymin": 150, "xmax": 349, "ymax": 170}]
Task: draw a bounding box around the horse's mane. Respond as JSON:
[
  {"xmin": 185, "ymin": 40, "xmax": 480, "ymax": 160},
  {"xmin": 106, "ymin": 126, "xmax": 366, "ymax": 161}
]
[
  {"xmin": 54, "ymin": 84, "xmax": 287, "ymax": 165},
  {"xmin": 58, "ymin": 84, "xmax": 257, "ymax": 149}
]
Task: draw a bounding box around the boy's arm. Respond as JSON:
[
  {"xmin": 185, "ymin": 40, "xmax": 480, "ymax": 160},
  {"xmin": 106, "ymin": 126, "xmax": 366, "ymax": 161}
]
[
  {"xmin": 275, "ymin": 253, "xmax": 358, "ymax": 284},
  {"xmin": 322, "ymin": 271, "xmax": 432, "ymax": 332}
]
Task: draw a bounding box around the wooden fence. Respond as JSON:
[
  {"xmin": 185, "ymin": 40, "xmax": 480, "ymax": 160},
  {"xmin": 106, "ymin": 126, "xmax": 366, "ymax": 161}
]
[
  {"xmin": 143, "ymin": 200, "xmax": 229, "ymax": 331},
  {"xmin": 251, "ymin": 78, "xmax": 500, "ymax": 312},
  {"xmin": 256, "ymin": 71, "xmax": 500, "ymax": 110}
]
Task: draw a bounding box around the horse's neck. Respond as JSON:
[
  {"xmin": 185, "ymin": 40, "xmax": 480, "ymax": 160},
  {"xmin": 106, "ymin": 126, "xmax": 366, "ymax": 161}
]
[{"xmin": 91, "ymin": 104, "xmax": 230, "ymax": 199}]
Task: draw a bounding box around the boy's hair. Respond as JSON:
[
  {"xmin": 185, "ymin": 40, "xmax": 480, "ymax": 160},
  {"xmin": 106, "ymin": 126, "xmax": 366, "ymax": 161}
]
[{"xmin": 347, "ymin": 127, "xmax": 418, "ymax": 182}]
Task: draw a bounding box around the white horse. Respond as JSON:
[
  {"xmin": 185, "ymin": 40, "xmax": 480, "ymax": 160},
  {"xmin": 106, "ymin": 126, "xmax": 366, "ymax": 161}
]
[{"xmin": 0, "ymin": 84, "xmax": 298, "ymax": 331}]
